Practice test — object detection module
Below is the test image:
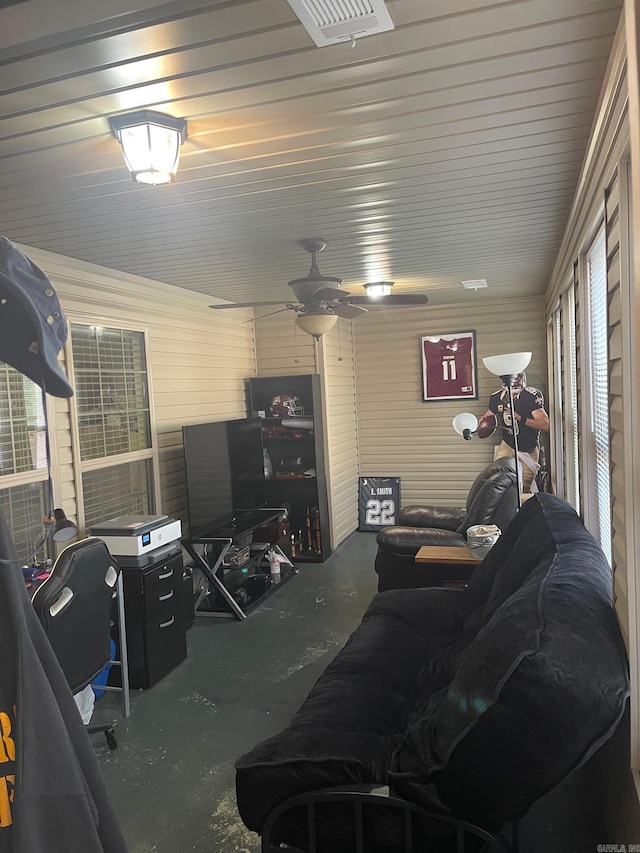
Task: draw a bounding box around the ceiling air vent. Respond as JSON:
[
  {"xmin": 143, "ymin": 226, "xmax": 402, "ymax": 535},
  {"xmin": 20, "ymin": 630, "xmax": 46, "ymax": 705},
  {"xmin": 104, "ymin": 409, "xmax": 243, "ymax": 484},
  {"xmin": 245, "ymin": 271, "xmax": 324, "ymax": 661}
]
[
  {"xmin": 461, "ymin": 279, "xmax": 488, "ymax": 291},
  {"xmin": 287, "ymin": 0, "xmax": 394, "ymax": 47}
]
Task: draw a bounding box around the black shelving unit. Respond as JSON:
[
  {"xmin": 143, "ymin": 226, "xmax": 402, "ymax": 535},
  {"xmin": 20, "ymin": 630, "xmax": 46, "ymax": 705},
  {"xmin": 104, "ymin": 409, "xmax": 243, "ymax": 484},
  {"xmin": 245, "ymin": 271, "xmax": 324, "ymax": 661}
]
[{"xmin": 245, "ymin": 374, "xmax": 331, "ymax": 562}]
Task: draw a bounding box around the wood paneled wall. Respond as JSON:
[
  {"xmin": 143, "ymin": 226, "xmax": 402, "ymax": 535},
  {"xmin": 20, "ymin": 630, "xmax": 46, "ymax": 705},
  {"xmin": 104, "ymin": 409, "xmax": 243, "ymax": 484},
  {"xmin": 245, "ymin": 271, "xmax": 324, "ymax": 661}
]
[
  {"xmin": 20, "ymin": 243, "xmax": 257, "ymax": 529},
  {"xmin": 353, "ymin": 298, "xmax": 546, "ymax": 508},
  {"xmin": 255, "ymin": 310, "xmax": 359, "ymax": 549},
  {"xmin": 318, "ymin": 318, "xmax": 359, "ymax": 549},
  {"xmin": 606, "ymin": 169, "xmax": 629, "ymax": 641}
]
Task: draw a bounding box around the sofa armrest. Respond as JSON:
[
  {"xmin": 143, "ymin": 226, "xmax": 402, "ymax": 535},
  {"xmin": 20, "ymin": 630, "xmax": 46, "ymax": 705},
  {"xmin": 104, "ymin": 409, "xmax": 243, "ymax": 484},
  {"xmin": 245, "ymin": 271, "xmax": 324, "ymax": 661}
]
[{"xmin": 398, "ymin": 505, "xmax": 466, "ymax": 530}]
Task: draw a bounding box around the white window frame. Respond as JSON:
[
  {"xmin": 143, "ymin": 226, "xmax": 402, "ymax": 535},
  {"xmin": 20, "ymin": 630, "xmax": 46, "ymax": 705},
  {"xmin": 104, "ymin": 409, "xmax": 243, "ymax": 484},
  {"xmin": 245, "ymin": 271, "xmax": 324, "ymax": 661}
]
[
  {"xmin": 562, "ymin": 283, "xmax": 580, "ymax": 512},
  {"xmin": 65, "ymin": 316, "xmax": 161, "ymax": 533},
  {"xmin": 577, "ymin": 221, "xmax": 611, "ymax": 563},
  {"xmin": 548, "ymin": 276, "xmax": 580, "ymax": 510},
  {"xmin": 0, "ymin": 372, "xmax": 62, "ymax": 561}
]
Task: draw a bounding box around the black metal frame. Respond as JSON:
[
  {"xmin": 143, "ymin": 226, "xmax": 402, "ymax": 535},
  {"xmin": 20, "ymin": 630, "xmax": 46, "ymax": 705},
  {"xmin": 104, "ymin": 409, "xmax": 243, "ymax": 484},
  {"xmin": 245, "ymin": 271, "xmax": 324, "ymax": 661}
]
[
  {"xmin": 260, "ymin": 785, "xmax": 519, "ymax": 853},
  {"xmin": 183, "ymin": 507, "xmax": 298, "ymax": 621}
]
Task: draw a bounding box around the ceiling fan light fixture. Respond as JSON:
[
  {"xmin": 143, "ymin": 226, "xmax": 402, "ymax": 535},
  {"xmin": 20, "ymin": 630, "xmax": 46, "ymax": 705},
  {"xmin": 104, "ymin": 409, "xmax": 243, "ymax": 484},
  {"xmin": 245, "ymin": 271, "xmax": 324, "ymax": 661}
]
[
  {"xmin": 295, "ymin": 312, "xmax": 338, "ymax": 339},
  {"xmin": 109, "ymin": 110, "xmax": 188, "ymax": 185},
  {"xmin": 364, "ymin": 281, "xmax": 393, "ymax": 297}
]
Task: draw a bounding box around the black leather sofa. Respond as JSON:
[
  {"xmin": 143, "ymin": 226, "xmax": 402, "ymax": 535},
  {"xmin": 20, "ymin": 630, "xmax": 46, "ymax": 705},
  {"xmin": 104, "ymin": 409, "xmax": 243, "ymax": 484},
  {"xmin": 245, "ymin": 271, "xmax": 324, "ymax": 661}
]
[
  {"xmin": 236, "ymin": 495, "xmax": 629, "ymax": 853},
  {"xmin": 375, "ymin": 456, "xmax": 519, "ymax": 591}
]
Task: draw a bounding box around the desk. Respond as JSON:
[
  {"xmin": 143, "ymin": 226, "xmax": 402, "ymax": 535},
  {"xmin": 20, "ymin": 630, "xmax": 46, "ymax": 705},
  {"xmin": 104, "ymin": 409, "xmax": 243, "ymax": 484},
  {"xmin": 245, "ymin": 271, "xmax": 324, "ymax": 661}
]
[{"xmin": 415, "ymin": 545, "xmax": 483, "ymax": 565}]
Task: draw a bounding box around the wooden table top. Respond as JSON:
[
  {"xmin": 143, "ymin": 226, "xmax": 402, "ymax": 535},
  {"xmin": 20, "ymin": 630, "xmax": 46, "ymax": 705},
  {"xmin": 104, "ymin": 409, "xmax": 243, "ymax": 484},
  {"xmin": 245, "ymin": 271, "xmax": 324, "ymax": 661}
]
[{"xmin": 415, "ymin": 545, "xmax": 483, "ymax": 564}]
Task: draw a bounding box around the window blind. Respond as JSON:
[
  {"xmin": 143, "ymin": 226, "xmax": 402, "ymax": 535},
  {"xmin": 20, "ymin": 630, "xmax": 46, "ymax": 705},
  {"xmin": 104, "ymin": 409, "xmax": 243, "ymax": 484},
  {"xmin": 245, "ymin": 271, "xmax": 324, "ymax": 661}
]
[
  {"xmin": 586, "ymin": 230, "xmax": 611, "ymax": 562},
  {"xmin": 70, "ymin": 324, "xmax": 154, "ymax": 528},
  {"xmin": 567, "ymin": 285, "xmax": 580, "ymax": 514}
]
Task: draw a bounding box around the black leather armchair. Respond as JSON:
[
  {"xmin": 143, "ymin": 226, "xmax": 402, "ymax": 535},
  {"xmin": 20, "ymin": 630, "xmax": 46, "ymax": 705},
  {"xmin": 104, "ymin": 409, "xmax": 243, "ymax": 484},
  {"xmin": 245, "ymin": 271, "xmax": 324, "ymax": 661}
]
[{"xmin": 375, "ymin": 457, "xmax": 519, "ymax": 591}]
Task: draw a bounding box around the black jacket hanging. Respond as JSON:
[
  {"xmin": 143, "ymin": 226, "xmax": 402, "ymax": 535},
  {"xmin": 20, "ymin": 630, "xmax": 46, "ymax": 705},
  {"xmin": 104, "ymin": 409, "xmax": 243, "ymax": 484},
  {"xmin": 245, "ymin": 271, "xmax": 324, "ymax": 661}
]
[{"xmin": 0, "ymin": 510, "xmax": 128, "ymax": 852}]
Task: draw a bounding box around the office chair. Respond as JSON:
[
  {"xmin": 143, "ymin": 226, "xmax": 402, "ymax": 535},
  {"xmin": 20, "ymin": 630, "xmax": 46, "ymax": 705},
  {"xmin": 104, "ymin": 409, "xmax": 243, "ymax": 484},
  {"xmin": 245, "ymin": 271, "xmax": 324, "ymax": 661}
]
[{"xmin": 31, "ymin": 536, "xmax": 130, "ymax": 750}]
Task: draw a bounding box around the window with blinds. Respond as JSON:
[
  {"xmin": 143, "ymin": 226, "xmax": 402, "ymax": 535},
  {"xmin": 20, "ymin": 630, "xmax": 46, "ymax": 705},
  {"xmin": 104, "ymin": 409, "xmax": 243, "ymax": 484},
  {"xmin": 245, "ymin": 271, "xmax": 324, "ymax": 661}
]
[
  {"xmin": 70, "ymin": 324, "xmax": 155, "ymax": 526},
  {"xmin": 586, "ymin": 229, "xmax": 611, "ymax": 563},
  {"xmin": 566, "ymin": 286, "xmax": 580, "ymax": 513},
  {"xmin": 82, "ymin": 459, "xmax": 151, "ymax": 530},
  {"xmin": 0, "ymin": 364, "xmax": 51, "ymax": 561},
  {"xmin": 551, "ymin": 308, "xmax": 565, "ymax": 496}
]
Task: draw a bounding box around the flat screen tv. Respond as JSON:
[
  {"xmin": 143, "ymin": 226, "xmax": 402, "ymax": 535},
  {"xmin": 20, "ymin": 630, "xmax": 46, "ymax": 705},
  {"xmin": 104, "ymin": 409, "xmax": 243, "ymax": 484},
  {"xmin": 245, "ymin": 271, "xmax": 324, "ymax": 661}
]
[{"xmin": 182, "ymin": 421, "xmax": 234, "ymax": 537}]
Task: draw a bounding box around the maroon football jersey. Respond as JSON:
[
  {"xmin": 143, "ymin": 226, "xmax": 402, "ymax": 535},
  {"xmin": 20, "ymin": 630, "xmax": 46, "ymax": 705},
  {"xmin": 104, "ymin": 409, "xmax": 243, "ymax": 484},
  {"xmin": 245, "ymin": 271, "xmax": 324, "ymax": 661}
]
[{"xmin": 422, "ymin": 335, "xmax": 475, "ymax": 399}]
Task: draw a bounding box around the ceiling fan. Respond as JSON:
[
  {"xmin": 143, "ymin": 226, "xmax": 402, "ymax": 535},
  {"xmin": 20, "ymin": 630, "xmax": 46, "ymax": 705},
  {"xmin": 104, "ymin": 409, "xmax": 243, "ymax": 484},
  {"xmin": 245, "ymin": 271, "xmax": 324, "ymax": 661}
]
[{"xmin": 209, "ymin": 238, "xmax": 428, "ymax": 337}]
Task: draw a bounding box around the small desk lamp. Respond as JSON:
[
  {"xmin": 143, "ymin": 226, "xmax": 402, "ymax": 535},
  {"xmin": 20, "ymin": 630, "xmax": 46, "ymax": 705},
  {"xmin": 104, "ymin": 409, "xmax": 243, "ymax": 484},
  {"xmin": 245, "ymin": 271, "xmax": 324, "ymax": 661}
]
[{"xmin": 453, "ymin": 351, "xmax": 532, "ymax": 510}]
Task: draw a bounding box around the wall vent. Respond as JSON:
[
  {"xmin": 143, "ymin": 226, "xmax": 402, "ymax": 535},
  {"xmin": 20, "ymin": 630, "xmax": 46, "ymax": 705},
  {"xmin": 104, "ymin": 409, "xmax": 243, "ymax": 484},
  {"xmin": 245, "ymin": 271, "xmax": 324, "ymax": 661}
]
[{"xmin": 287, "ymin": 0, "xmax": 394, "ymax": 47}]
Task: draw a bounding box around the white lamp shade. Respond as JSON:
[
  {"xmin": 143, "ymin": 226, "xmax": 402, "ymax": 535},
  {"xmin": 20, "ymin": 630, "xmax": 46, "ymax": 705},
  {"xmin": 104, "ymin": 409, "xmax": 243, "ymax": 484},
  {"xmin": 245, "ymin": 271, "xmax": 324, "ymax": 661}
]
[
  {"xmin": 295, "ymin": 312, "xmax": 338, "ymax": 338},
  {"xmin": 110, "ymin": 110, "xmax": 187, "ymax": 185},
  {"xmin": 452, "ymin": 412, "xmax": 478, "ymax": 436},
  {"xmin": 482, "ymin": 352, "xmax": 531, "ymax": 377},
  {"xmin": 364, "ymin": 281, "xmax": 393, "ymax": 297}
]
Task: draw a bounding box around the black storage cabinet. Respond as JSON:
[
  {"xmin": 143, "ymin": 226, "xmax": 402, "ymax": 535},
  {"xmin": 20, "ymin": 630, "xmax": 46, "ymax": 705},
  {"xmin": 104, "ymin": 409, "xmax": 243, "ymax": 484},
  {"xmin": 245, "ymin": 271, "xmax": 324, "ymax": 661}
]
[
  {"xmin": 120, "ymin": 549, "xmax": 187, "ymax": 689},
  {"xmin": 243, "ymin": 373, "xmax": 331, "ymax": 562}
]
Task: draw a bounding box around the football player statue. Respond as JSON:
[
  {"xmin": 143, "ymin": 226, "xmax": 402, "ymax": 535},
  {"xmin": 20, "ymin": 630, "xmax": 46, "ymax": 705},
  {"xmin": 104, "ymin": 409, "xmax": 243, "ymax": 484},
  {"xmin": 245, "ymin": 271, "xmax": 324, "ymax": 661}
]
[{"xmin": 477, "ymin": 371, "xmax": 550, "ymax": 493}]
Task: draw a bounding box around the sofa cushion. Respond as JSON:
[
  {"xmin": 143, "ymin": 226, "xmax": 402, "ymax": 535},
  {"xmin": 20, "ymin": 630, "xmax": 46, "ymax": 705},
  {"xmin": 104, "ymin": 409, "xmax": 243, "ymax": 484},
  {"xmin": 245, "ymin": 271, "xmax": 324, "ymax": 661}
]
[
  {"xmin": 235, "ymin": 588, "xmax": 463, "ymax": 833},
  {"xmin": 389, "ymin": 495, "xmax": 629, "ymax": 830}
]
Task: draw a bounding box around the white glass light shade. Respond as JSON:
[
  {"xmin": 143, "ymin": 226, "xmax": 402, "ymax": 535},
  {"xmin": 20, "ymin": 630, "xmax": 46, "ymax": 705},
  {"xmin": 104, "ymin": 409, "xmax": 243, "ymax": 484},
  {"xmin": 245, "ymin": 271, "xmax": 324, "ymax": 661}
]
[
  {"xmin": 295, "ymin": 312, "xmax": 338, "ymax": 338},
  {"xmin": 452, "ymin": 412, "xmax": 478, "ymax": 438},
  {"xmin": 482, "ymin": 352, "xmax": 531, "ymax": 378},
  {"xmin": 109, "ymin": 110, "xmax": 188, "ymax": 185},
  {"xmin": 364, "ymin": 281, "xmax": 393, "ymax": 297}
]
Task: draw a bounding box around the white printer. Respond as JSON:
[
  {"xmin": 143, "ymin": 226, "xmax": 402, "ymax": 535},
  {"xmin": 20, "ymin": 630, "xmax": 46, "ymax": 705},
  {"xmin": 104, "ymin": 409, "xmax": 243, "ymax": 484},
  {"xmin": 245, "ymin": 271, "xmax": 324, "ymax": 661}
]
[{"xmin": 89, "ymin": 514, "xmax": 181, "ymax": 558}]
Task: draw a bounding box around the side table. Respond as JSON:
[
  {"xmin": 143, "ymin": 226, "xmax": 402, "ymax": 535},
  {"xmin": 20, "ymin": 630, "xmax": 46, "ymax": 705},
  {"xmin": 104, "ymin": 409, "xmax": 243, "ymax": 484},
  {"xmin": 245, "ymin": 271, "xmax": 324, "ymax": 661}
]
[
  {"xmin": 414, "ymin": 545, "xmax": 482, "ymax": 588},
  {"xmin": 415, "ymin": 545, "xmax": 483, "ymax": 565}
]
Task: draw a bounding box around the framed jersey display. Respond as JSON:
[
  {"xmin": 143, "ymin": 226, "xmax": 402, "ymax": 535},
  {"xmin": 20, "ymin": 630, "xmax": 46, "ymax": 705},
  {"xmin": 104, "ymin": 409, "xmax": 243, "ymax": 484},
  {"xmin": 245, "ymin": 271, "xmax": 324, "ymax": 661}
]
[
  {"xmin": 358, "ymin": 477, "xmax": 400, "ymax": 532},
  {"xmin": 421, "ymin": 330, "xmax": 478, "ymax": 402}
]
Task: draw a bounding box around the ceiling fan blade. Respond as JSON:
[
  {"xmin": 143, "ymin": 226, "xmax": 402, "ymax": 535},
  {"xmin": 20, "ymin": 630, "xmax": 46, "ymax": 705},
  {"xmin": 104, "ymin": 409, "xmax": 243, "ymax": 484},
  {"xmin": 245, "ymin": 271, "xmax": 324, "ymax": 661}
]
[
  {"xmin": 209, "ymin": 301, "xmax": 291, "ymax": 309},
  {"xmin": 331, "ymin": 302, "xmax": 368, "ymax": 319},
  {"xmin": 248, "ymin": 306, "xmax": 295, "ymax": 322},
  {"xmin": 312, "ymin": 286, "xmax": 350, "ymax": 301},
  {"xmin": 344, "ymin": 294, "xmax": 429, "ymax": 306}
]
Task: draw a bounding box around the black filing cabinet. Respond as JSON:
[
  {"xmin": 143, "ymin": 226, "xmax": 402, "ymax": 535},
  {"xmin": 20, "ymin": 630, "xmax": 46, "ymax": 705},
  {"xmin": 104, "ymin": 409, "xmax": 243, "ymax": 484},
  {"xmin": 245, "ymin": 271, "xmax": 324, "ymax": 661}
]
[{"xmin": 121, "ymin": 549, "xmax": 187, "ymax": 689}]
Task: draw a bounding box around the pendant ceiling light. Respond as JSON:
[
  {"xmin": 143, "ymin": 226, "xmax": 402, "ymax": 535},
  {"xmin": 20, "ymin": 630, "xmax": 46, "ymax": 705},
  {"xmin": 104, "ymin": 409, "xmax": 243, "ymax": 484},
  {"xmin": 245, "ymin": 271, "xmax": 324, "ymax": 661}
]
[{"xmin": 109, "ymin": 110, "xmax": 188, "ymax": 185}]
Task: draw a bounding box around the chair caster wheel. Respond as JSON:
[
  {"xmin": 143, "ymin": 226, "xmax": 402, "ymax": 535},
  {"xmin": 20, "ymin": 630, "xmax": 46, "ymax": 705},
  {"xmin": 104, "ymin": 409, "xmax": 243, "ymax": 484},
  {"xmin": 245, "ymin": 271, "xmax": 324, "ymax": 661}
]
[{"xmin": 105, "ymin": 729, "xmax": 118, "ymax": 750}]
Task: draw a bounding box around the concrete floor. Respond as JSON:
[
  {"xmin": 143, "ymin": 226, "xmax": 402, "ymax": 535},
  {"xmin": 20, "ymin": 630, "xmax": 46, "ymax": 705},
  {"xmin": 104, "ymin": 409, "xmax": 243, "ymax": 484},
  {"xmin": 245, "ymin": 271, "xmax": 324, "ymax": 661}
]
[{"xmin": 96, "ymin": 531, "xmax": 608, "ymax": 853}]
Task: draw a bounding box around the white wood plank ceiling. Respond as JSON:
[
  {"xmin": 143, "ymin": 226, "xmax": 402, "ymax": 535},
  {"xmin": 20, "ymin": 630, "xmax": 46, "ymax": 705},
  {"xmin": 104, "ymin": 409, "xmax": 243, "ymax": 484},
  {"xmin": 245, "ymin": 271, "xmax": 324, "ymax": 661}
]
[{"xmin": 0, "ymin": 0, "xmax": 624, "ymax": 306}]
